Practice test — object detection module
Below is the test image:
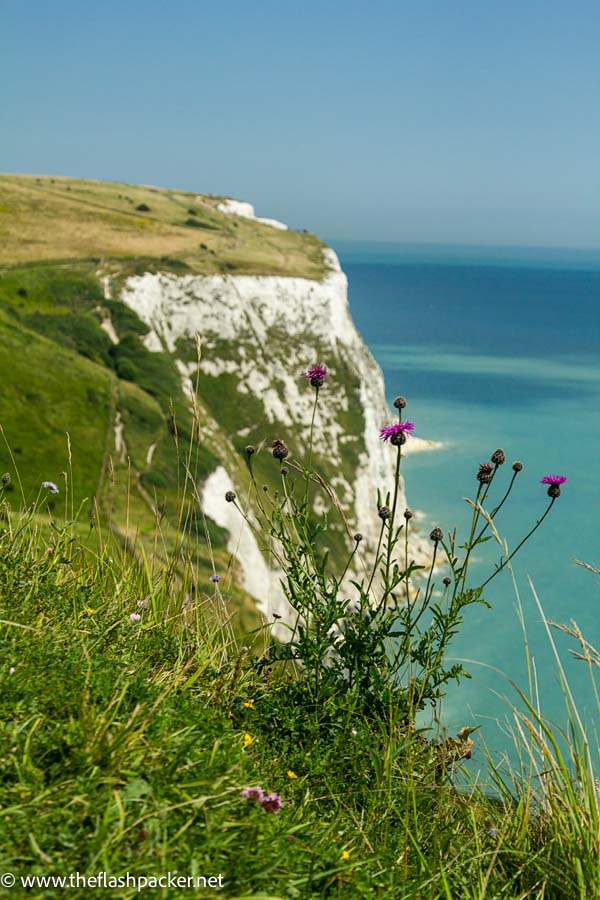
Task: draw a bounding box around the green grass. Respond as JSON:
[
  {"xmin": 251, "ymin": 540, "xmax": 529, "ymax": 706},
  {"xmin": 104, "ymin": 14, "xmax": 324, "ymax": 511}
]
[
  {"xmin": 2, "ymin": 499, "xmax": 600, "ymax": 898},
  {"xmin": 0, "ymin": 174, "xmax": 328, "ymax": 279}
]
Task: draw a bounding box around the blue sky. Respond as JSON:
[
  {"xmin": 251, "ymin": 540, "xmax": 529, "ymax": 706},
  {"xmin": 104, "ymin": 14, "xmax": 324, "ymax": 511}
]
[{"xmin": 3, "ymin": 0, "xmax": 600, "ymax": 246}]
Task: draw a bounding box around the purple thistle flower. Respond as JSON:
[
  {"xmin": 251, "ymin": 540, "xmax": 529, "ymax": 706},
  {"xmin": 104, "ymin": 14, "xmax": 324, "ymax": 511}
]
[
  {"xmin": 129, "ymin": 612, "xmax": 141, "ymax": 622},
  {"xmin": 379, "ymin": 421, "xmax": 415, "ymax": 442},
  {"xmin": 42, "ymin": 481, "xmax": 59, "ymax": 494},
  {"xmin": 260, "ymin": 792, "xmax": 282, "ymax": 813},
  {"xmin": 209, "ymin": 574, "xmax": 221, "ymax": 583},
  {"xmin": 241, "ymin": 786, "xmax": 264, "ymax": 802},
  {"xmin": 541, "ymin": 474, "xmax": 567, "ymax": 498},
  {"xmin": 301, "ymin": 364, "xmax": 328, "ymax": 380}
]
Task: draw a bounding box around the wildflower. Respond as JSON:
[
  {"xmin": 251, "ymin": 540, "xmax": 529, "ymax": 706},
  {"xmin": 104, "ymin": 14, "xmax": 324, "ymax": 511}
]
[
  {"xmin": 287, "ymin": 770, "xmax": 298, "ymax": 779},
  {"xmin": 477, "ymin": 463, "xmax": 494, "ymax": 484},
  {"xmin": 243, "ymin": 699, "xmax": 254, "ymax": 709},
  {"xmin": 129, "ymin": 612, "xmax": 141, "ymax": 622},
  {"xmin": 137, "ymin": 598, "xmax": 148, "ymax": 608},
  {"xmin": 491, "ymin": 448, "xmax": 506, "ymax": 465},
  {"xmin": 243, "ymin": 732, "xmax": 253, "ymax": 747},
  {"xmin": 351, "ymin": 728, "xmax": 358, "ymax": 736},
  {"xmin": 260, "ymin": 792, "xmax": 282, "ymax": 813},
  {"xmin": 1, "ymin": 473, "xmax": 10, "ymax": 485},
  {"xmin": 541, "ymin": 474, "xmax": 567, "ymax": 498},
  {"xmin": 302, "ymin": 364, "xmax": 328, "ymax": 388},
  {"xmin": 209, "ymin": 574, "xmax": 221, "ymax": 583},
  {"xmin": 341, "ymin": 850, "xmax": 350, "ymax": 861},
  {"xmin": 393, "ymin": 396, "xmax": 407, "ymax": 409},
  {"xmin": 225, "ymin": 490, "xmax": 236, "ymax": 502},
  {"xmin": 489, "ymin": 827, "xmax": 498, "ymax": 839},
  {"xmin": 46, "ymin": 547, "xmax": 55, "ymax": 554},
  {"xmin": 241, "ymin": 786, "xmax": 264, "ymax": 802},
  {"xmin": 271, "ymin": 439, "xmax": 289, "ymax": 460},
  {"xmin": 512, "ymin": 460, "xmax": 524, "ymax": 472},
  {"xmin": 378, "ymin": 506, "xmax": 391, "ymax": 521},
  {"xmin": 42, "ymin": 480, "xmax": 59, "ymax": 494},
  {"xmin": 86, "ymin": 607, "xmax": 98, "ymax": 615},
  {"xmin": 9, "ymin": 666, "xmax": 15, "ymax": 675},
  {"xmin": 379, "ymin": 421, "xmax": 415, "ymax": 445},
  {"xmin": 430, "ymin": 527, "xmax": 444, "ymax": 544}
]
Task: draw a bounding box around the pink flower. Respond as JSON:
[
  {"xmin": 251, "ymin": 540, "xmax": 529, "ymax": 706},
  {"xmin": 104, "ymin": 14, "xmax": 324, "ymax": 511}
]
[
  {"xmin": 46, "ymin": 547, "xmax": 55, "ymax": 554},
  {"xmin": 241, "ymin": 786, "xmax": 264, "ymax": 802},
  {"xmin": 541, "ymin": 475, "xmax": 567, "ymax": 485},
  {"xmin": 129, "ymin": 613, "xmax": 141, "ymax": 622},
  {"xmin": 260, "ymin": 792, "xmax": 282, "ymax": 813}
]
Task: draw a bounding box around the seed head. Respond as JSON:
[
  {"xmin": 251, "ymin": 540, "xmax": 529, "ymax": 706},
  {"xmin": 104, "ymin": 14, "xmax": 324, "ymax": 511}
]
[
  {"xmin": 443, "ymin": 576, "xmax": 451, "ymax": 586},
  {"xmin": 225, "ymin": 490, "xmax": 236, "ymax": 502},
  {"xmin": 354, "ymin": 532, "xmax": 363, "ymax": 543},
  {"xmin": 403, "ymin": 508, "xmax": 414, "ymax": 520},
  {"xmin": 271, "ymin": 439, "xmax": 289, "ymax": 460},
  {"xmin": 1, "ymin": 473, "xmax": 10, "ymax": 485},
  {"xmin": 281, "ymin": 466, "xmax": 289, "ymax": 476},
  {"xmin": 393, "ymin": 396, "xmax": 407, "ymax": 410},
  {"xmin": 512, "ymin": 461, "xmax": 523, "ymax": 472},
  {"xmin": 430, "ymin": 527, "xmax": 444, "ymax": 544},
  {"xmin": 245, "ymin": 445, "xmax": 255, "ymax": 457},
  {"xmin": 477, "ymin": 463, "xmax": 494, "ymax": 484},
  {"xmin": 378, "ymin": 506, "xmax": 391, "ymax": 521},
  {"xmin": 491, "ymin": 449, "xmax": 506, "ymax": 465}
]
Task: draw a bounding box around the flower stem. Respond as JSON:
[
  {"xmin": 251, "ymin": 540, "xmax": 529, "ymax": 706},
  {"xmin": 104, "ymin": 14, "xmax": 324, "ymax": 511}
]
[{"xmin": 479, "ymin": 497, "xmax": 556, "ymax": 590}]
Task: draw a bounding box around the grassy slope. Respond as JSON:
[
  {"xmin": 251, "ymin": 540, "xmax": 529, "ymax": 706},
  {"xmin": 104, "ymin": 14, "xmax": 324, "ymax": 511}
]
[
  {"xmin": 1, "ymin": 517, "xmax": 596, "ymax": 899},
  {"xmin": 0, "ymin": 174, "xmax": 327, "ymax": 278}
]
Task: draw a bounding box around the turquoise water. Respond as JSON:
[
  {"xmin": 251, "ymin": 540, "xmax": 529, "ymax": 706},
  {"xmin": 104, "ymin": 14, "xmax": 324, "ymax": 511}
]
[{"xmin": 332, "ymin": 240, "xmax": 600, "ymax": 756}]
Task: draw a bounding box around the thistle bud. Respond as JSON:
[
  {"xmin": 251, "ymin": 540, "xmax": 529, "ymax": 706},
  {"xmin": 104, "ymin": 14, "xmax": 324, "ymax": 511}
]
[
  {"xmin": 378, "ymin": 506, "xmax": 391, "ymax": 521},
  {"xmin": 477, "ymin": 463, "xmax": 494, "ymax": 484},
  {"xmin": 225, "ymin": 490, "xmax": 236, "ymax": 502},
  {"xmin": 1, "ymin": 473, "xmax": 10, "ymax": 485},
  {"xmin": 403, "ymin": 508, "xmax": 414, "ymax": 520},
  {"xmin": 430, "ymin": 527, "xmax": 444, "ymax": 544},
  {"xmin": 393, "ymin": 396, "xmax": 407, "ymax": 410},
  {"xmin": 512, "ymin": 461, "xmax": 523, "ymax": 472},
  {"xmin": 271, "ymin": 439, "xmax": 289, "ymax": 460},
  {"xmin": 245, "ymin": 445, "xmax": 255, "ymax": 457},
  {"xmin": 354, "ymin": 533, "xmax": 363, "ymax": 543},
  {"xmin": 443, "ymin": 576, "xmax": 451, "ymax": 586},
  {"xmin": 491, "ymin": 449, "xmax": 506, "ymax": 465}
]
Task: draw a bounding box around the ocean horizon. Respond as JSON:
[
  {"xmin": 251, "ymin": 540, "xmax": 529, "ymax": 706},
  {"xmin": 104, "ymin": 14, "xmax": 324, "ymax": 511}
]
[{"xmin": 331, "ymin": 239, "xmax": 600, "ymax": 759}]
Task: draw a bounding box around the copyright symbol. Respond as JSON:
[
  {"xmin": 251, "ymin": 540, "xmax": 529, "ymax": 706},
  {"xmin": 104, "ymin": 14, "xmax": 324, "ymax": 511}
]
[{"xmin": 1, "ymin": 873, "xmax": 16, "ymax": 887}]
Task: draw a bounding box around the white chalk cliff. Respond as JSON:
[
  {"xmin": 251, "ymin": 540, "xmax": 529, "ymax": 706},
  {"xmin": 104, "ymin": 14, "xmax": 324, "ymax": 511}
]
[{"xmin": 121, "ymin": 236, "xmax": 431, "ymax": 620}]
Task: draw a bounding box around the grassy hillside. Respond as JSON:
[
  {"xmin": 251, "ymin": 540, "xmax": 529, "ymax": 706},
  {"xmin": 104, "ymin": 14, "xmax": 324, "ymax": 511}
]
[{"xmin": 0, "ymin": 174, "xmax": 327, "ymax": 278}]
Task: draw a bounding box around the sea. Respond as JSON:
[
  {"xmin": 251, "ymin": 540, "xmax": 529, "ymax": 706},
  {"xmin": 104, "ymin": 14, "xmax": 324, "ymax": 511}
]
[{"xmin": 331, "ymin": 240, "xmax": 600, "ymax": 762}]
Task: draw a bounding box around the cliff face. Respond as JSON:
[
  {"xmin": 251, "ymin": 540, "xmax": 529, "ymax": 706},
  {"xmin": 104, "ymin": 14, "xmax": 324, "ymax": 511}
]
[{"xmin": 121, "ymin": 244, "xmax": 428, "ymax": 619}]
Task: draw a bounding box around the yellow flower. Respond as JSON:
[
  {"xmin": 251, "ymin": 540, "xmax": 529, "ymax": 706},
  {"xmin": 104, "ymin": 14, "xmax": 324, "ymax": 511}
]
[
  {"xmin": 287, "ymin": 770, "xmax": 298, "ymax": 779},
  {"xmin": 243, "ymin": 732, "xmax": 253, "ymax": 747},
  {"xmin": 341, "ymin": 850, "xmax": 350, "ymax": 861},
  {"xmin": 243, "ymin": 699, "xmax": 254, "ymax": 709},
  {"xmin": 86, "ymin": 607, "xmax": 98, "ymax": 615}
]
